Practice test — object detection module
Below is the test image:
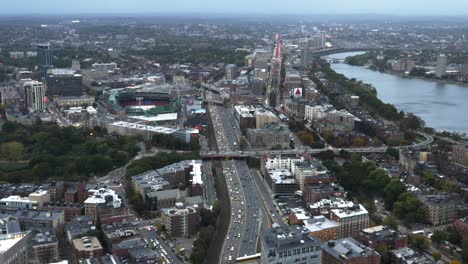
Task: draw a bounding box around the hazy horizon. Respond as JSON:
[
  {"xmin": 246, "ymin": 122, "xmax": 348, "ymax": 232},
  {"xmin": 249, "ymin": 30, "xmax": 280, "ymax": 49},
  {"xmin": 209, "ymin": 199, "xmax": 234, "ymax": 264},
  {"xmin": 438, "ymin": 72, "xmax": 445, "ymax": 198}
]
[{"xmin": 2, "ymin": 0, "xmax": 468, "ymax": 16}]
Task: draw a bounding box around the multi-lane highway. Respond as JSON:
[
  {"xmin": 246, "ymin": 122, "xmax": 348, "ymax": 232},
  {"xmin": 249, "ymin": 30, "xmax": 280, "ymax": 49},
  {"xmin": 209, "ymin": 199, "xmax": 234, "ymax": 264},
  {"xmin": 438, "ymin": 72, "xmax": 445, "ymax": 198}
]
[{"xmin": 206, "ymin": 89, "xmax": 268, "ymax": 263}]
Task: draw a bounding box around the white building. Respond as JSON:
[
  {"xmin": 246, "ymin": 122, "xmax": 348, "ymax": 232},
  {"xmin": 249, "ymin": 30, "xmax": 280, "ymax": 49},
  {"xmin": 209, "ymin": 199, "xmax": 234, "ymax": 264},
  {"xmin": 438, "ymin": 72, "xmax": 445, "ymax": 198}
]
[
  {"xmin": 84, "ymin": 188, "xmax": 121, "ymax": 218},
  {"xmin": 304, "ymin": 105, "xmax": 329, "ymax": 122},
  {"xmin": 23, "ymin": 81, "xmax": 46, "ymax": 112},
  {"xmin": 0, "ymin": 196, "xmax": 37, "ymax": 210},
  {"xmin": 264, "ymin": 155, "xmax": 305, "ymax": 172},
  {"xmin": 91, "ymin": 62, "xmax": 118, "ymax": 72},
  {"xmin": 436, "ymin": 54, "xmax": 447, "ymax": 78}
]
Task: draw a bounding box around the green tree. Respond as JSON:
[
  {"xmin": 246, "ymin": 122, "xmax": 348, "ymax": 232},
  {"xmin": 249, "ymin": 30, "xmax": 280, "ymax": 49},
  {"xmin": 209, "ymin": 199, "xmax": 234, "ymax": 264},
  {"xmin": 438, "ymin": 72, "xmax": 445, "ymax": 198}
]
[
  {"xmin": 431, "ymin": 230, "xmax": 447, "ymax": 244},
  {"xmin": 0, "ymin": 141, "xmax": 24, "ymax": 161},
  {"xmin": 383, "ymin": 214, "xmax": 399, "ymax": 229},
  {"xmin": 376, "ymin": 244, "xmax": 390, "ymax": 264},
  {"xmin": 1, "ymin": 121, "xmax": 16, "ymax": 133},
  {"xmin": 383, "ymin": 179, "xmax": 406, "ymax": 209},
  {"xmin": 409, "ymin": 234, "xmax": 431, "ymax": 252},
  {"xmin": 386, "ymin": 147, "xmax": 399, "ymax": 160}
]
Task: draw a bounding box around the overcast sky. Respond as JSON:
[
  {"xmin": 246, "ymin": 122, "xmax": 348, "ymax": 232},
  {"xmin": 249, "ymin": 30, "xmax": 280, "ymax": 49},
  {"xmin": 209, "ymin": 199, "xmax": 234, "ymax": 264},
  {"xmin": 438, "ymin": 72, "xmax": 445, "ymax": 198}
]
[{"xmin": 2, "ymin": 0, "xmax": 468, "ymax": 15}]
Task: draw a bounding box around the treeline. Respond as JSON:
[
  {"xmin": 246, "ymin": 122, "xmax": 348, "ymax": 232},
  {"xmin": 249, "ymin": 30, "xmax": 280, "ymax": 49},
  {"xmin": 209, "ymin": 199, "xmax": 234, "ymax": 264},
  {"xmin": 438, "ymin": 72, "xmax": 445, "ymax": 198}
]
[
  {"xmin": 0, "ymin": 121, "xmax": 139, "ymax": 183},
  {"xmin": 320, "ymin": 153, "xmax": 429, "ymax": 226},
  {"xmin": 315, "ymin": 60, "xmax": 425, "ymax": 131},
  {"xmin": 190, "ymin": 201, "xmax": 221, "ymax": 264}
]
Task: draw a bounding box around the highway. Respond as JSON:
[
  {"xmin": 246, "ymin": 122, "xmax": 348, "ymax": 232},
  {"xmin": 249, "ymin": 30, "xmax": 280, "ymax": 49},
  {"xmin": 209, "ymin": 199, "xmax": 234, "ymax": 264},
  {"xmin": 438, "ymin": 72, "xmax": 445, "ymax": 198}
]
[{"xmin": 206, "ymin": 89, "xmax": 268, "ymax": 263}]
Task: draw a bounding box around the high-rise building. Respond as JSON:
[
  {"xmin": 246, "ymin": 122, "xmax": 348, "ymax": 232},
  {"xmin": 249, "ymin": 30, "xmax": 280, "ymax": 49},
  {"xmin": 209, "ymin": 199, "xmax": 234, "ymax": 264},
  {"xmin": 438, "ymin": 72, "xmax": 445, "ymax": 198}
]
[
  {"xmin": 37, "ymin": 44, "xmax": 53, "ymax": 69},
  {"xmin": 0, "ymin": 231, "xmax": 30, "ymax": 264},
  {"xmin": 45, "ymin": 69, "xmax": 83, "ymax": 97},
  {"xmin": 225, "ymin": 64, "xmax": 238, "ymax": 81},
  {"xmin": 261, "ymin": 226, "xmax": 322, "ymax": 264},
  {"xmin": 435, "ymin": 54, "xmax": 447, "ymax": 78},
  {"xmin": 71, "ymin": 60, "xmax": 80, "ymax": 71},
  {"xmin": 254, "ymin": 49, "xmax": 270, "ymax": 69},
  {"xmin": 299, "ymin": 38, "xmax": 314, "ymax": 67},
  {"xmin": 161, "ymin": 203, "xmax": 199, "ymax": 237},
  {"xmin": 23, "ymin": 81, "xmax": 46, "ymax": 112}
]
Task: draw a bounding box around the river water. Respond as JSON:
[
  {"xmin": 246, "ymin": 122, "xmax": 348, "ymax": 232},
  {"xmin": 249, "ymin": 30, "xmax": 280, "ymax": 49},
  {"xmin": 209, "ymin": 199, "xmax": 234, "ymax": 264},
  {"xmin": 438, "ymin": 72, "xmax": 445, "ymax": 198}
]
[{"xmin": 323, "ymin": 52, "xmax": 468, "ymax": 134}]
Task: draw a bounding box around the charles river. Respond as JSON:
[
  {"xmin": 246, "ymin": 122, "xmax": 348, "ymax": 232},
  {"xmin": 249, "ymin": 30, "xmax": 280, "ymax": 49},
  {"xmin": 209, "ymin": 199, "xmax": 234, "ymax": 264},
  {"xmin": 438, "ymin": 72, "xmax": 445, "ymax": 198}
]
[{"xmin": 323, "ymin": 52, "xmax": 468, "ymax": 134}]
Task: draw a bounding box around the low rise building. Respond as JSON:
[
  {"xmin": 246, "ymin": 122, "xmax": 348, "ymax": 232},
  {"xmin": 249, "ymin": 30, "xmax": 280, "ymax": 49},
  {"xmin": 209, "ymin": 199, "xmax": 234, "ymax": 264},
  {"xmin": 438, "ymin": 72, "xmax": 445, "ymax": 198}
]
[
  {"xmin": 261, "ymin": 226, "xmax": 322, "ymax": 264},
  {"xmin": 265, "ymin": 169, "xmax": 298, "ymax": 196},
  {"xmin": 0, "ymin": 231, "xmax": 30, "ymax": 264},
  {"xmin": 359, "ymin": 225, "xmax": 407, "ymax": 250},
  {"xmin": 330, "ymin": 204, "xmax": 369, "ymax": 238},
  {"xmin": 30, "ymin": 229, "xmax": 60, "ymax": 264},
  {"xmin": 72, "ymin": 236, "xmax": 103, "ymax": 259},
  {"xmin": 322, "ymin": 237, "xmax": 381, "ymax": 264},
  {"xmin": 0, "ymin": 195, "xmax": 37, "ymax": 210},
  {"xmin": 453, "ymin": 144, "xmax": 468, "ymax": 167},
  {"xmin": 84, "ymin": 188, "xmax": 122, "ymax": 220},
  {"xmin": 390, "ymin": 247, "xmax": 435, "ymax": 264},
  {"xmin": 418, "ymin": 193, "xmax": 458, "ymax": 226},
  {"xmin": 247, "ymin": 122, "xmax": 290, "ymax": 149},
  {"xmin": 304, "ymin": 215, "xmax": 339, "ymax": 242}
]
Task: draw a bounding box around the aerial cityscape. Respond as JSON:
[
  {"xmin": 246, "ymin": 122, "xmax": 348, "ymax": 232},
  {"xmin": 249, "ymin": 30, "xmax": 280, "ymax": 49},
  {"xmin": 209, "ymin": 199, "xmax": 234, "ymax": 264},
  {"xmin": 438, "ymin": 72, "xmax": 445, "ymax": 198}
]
[{"xmin": 1, "ymin": 1, "xmax": 468, "ymax": 264}]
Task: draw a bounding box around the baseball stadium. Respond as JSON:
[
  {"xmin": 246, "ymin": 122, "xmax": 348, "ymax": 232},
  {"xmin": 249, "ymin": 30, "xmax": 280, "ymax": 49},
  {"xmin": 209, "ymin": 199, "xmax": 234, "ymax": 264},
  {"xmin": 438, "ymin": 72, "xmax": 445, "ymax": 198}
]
[{"xmin": 108, "ymin": 86, "xmax": 179, "ymax": 116}]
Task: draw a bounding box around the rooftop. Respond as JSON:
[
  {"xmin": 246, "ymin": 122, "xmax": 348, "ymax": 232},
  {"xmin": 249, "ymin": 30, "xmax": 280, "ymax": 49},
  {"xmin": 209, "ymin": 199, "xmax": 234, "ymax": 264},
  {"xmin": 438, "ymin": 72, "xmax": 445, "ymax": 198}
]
[
  {"xmin": 322, "ymin": 237, "xmax": 377, "ymax": 260},
  {"xmin": 304, "ymin": 216, "xmax": 339, "ymax": 233},
  {"xmin": 72, "ymin": 236, "xmax": 102, "ymax": 252}
]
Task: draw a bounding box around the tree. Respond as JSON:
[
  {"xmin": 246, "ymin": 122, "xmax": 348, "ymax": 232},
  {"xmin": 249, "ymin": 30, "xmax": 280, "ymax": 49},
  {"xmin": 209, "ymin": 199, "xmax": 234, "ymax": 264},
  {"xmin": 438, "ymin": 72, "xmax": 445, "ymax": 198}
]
[
  {"xmin": 450, "ymin": 260, "xmax": 461, "ymax": 264},
  {"xmin": 376, "ymin": 244, "xmax": 390, "ymax": 264},
  {"xmin": 239, "ymin": 138, "xmax": 248, "ymax": 150},
  {"xmin": 432, "ymin": 252, "xmax": 442, "ymax": 262},
  {"xmin": 0, "ymin": 141, "xmax": 24, "ymax": 161},
  {"xmin": 384, "ymin": 179, "xmax": 406, "ymax": 209},
  {"xmin": 409, "ymin": 234, "xmax": 431, "ymax": 252},
  {"xmin": 1, "ymin": 121, "xmax": 16, "ymax": 133},
  {"xmin": 431, "ymin": 230, "xmax": 447, "ymax": 244},
  {"xmin": 386, "ymin": 147, "xmax": 399, "ymax": 160},
  {"xmin": 383, "ymin": 214, "xmax": 399, "ymax": 229}
]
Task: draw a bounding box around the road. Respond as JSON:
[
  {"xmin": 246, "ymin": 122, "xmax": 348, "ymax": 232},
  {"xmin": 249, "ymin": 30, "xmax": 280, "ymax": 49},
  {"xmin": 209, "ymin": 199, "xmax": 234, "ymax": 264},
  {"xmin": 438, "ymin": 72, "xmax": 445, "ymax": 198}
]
[
  {"xmin": 200, "ymin": 132, "xmax": 434, "ymax": 159},
  {"xmin": 251, "ymin": 170, "xmax": 285, "ymax": 226},
  {"xmin": 202, "ymin": 160, "xmax": 217, "ymax": 208},
  {"xmin": 206, "ymin": 89, "xmax": 268, "ymax": 263}
]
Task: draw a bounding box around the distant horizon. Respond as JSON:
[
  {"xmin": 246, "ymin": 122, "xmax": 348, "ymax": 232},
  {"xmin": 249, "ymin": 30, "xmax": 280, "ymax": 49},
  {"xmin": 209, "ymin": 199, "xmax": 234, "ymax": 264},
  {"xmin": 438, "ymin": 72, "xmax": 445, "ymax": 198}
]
[{"xmin": 2, "ymin": 0, "xmax": 468, "ymax": 16}]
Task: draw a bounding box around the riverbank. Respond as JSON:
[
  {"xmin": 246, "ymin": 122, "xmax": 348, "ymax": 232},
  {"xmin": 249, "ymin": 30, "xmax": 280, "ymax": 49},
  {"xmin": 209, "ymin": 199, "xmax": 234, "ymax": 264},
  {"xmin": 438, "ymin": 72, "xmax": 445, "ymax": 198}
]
[
  {"xmin": 326, "ymin": 53, "xmax": 468, "ymax": 134},
  {"xmin": 364, "ymin": 66, "xmax": 468, "ymax": 88}
]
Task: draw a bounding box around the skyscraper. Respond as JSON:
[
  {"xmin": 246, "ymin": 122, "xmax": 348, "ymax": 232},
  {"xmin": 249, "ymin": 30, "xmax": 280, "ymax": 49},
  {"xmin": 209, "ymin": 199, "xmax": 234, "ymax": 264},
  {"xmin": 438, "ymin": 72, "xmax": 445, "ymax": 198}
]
[
  {"xmin": 435, "ymin": 54, "xmax": 447, "ymax": 78},
  {"xmin": 23, "ymin": 80, "xmax": 46, "ymax": 112},
  {"xmin": 299, "ymin": 38, "xmax": 314, "ymax": 67},
  {"xmin": 37, "ymin": 44, "xmax": 53, "ymax": 69}
]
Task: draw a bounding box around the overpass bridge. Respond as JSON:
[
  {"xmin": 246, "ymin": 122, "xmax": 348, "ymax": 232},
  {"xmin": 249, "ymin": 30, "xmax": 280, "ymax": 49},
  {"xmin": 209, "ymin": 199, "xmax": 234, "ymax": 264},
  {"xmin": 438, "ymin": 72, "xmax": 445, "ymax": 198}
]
[
  {"xmin": 200, "ymin": 132, "xmax": 433, "ymax": 159},
  {"xmin": 203, "ymin": 99, "xmax": 224, "ymax": 105},
  {"xmin": 201, "ymin": 83, "xmax": 220, "ymax": 94}
]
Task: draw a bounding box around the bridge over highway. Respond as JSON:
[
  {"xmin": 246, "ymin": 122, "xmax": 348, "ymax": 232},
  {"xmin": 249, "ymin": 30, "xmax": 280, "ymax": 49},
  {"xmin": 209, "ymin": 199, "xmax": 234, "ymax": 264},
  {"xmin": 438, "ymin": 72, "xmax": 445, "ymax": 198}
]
[{"xmin": 200, "ymin": 132, "xmax": 433, "ymax": 159}]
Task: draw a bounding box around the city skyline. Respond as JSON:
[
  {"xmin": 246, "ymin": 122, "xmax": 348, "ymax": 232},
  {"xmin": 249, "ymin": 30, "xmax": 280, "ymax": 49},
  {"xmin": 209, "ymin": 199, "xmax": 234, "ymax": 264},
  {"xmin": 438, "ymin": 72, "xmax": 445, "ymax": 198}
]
[{"xmin": 2, "ymin": 0, "xmax": 468, "ymax": 15}]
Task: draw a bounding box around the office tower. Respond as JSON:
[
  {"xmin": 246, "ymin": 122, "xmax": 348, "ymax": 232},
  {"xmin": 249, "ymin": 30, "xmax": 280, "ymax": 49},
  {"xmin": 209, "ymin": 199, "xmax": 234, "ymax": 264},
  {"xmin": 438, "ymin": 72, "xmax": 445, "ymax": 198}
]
[
  {"xmin": 435, "ymin": 54, "xmax": 447, "ymax": 78},
  {"xmin": 225, "ymin": 64, "xmax": 238, "ymax": 81},
  {"xmin": 23, "ymin": 80, "xmax": 46, "ymax": 112},
  {"xmin": 45, "ymin": 69, "xmax": 83, "ymax": 97},
  {"xmin": 299, "ymin": 38, "xmax": 314, "ymax": 67},
  {"xmin": 37, "ymin": 44, "xmax": 53, "ymax": 69},
  {"xmin": 71, "ymin": 60, "xmax": 81, "ymax": 71}
]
